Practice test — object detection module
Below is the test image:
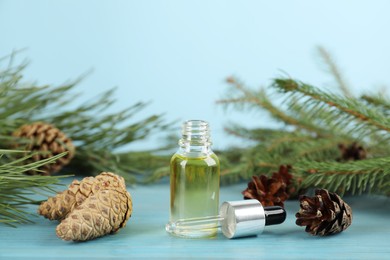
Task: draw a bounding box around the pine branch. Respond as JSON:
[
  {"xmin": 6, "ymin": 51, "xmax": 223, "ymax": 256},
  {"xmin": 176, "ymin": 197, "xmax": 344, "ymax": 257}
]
[
  {"xmin": 218, "ymin": 77, "xmax": 334, "ymax": 136},
  {"xmin": 317, "ymin": 46, "xmax": 352, "ymax": 97},
  {"xmin": 284, "ymin": 96, "xmax": 354, "ymax": 141},
  {"xmin": 217, "ymin": 50, "xmax": 390, "ymax": 196},
  {"xmin": 0, "ymin": 150, "xmax": 68, "ymax": 226},
  {"xmin": 0, "ymin": 53, "xmax": 168, "ymax": 182},
  {"xmin": 273, "ymin": 79, "xmax": 390, "ymax": 135},
  {"xmin": 219, "ymin": 68, "xmax": 390, "ymax": 195},
  {"xmin": 295, "ymin": 157, "xmax": 390, "ymax": 196},
  {"xmin": 361, "ymin": 93, "xmax": 390, "ymax": 114},
  {"xmin": 216, "ymin": 77, "xmax": 360, "ymax": 180}
]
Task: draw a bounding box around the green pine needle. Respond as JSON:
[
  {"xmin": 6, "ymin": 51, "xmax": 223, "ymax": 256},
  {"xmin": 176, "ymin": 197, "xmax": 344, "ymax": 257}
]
[
  {"xmin": 296, "ymin": 157, "xmax": 390, "ymax": 196},
  {"xmin": 0, "ymin": 51, "xmax": 169, "ymax": 225},
  {"xmin": 0, "ymin": 52, "xmax": 168, "ymax": 183},
  {"xmin": 216, "ymin": 47, "xmax": 390, "ymax": 196},
  {"xmin": 0, "ymin": 150, "xmax": 69, "ymax": 226}
]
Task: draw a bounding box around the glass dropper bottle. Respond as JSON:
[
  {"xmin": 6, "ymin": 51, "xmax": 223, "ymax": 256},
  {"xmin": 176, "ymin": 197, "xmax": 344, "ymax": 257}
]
[
  {"xmin": 166, "ymin": 120, "xmax": 220, "ymax": 238},
  {"xmin": 166, "ymin": 199, "xmax": 286, "ymax": 239}
]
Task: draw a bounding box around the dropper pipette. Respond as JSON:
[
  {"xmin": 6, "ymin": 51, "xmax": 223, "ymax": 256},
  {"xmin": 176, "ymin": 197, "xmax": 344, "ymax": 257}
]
[{"xmin": 166, "ymin": 199, "xmax": 286, "ymax": 239}]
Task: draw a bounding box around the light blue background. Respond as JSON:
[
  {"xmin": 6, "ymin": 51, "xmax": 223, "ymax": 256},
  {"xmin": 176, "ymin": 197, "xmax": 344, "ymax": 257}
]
[{"xmin": 1, "ymin": 0, "xmax": 389, "ymax": 150}]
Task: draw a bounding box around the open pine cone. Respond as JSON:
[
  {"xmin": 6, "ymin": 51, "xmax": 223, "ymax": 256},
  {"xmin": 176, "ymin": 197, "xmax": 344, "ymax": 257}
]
[
  {"xmin": 242, "ymin": 165, "xmax": 291, "ymax": 207},
  {"xmin": 296, "ymin": 189, "xmax": 352, "ymax": 236},
  {"xmin": 38, "ymin": 172, "xmax": 133, "ymax": 241},
  {"xmin": 38, "ymin": 172, "xmax": 127, "ymax": 221},
  {"xmin": 12, "ymin": 122, "xmax": 75, "ymax": 175}
]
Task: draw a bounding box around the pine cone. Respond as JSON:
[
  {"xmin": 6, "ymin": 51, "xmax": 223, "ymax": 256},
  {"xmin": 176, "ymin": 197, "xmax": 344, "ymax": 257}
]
[
  {"xmin": 272, "ymin": 165, "xmax": 293, "ymax": 190},
  {"xmin": 273, "ymin": 165, "xmax": 305, "ymax": 198},
  {"xmin": 338, "ymin": 142, "xmax": 366, "ymax": 161},
  {"xmin": 38, "ymin": 172, "xmax": 125, "ymax": 221},
  {"xmin": 56, "ymin": 188, "xmax": 132, "ymax": 241},
  {"xmin": 39, "ymin": 172, "xmax": 133, "ymax": 241},
  {"xmin": 12, "ymin": 122, "xmax": 75, "ymax": 175},
  {"xmin": 242, "ymin": 165, "xmax": 290, "ymax": 207},
  {"xmin": 296, "ymin": 189, "xmax": 352, "ymax": 236}
]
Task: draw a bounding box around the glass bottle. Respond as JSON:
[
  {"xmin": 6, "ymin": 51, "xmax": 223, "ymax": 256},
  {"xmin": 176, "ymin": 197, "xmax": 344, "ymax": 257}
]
[{"xmin": 166, "ymin": 120, "xmax": 220, "ymax": 238}]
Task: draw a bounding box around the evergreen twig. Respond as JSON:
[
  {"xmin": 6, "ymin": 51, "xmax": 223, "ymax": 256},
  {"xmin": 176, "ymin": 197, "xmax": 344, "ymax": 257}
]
[
  {"xmin": 361, "ymin": 94, "xmax": 390, "ymax": 114},
  {"xmin": 317, "ymin": 46, "xmax": 352, "ymax": 97},
  {"xmin": 273, "ymin": 79, "xmax": 390, "ymax": 134},
  {"xmin": 217, "ymin": 48, "xmax": 390, "ymax": 195},
  {"xmin": 218, "ymin": 77, "xmax": 327, "ymax": 135},
  {"xmin": 0, "ymin": 150, "xmax": 68, "ymax": 226},
  {"xmin": 296, "ymin": 157, "xmax": 390, "ymax": 196},
  {"xmin": 0, "ymin": 52, "xmax": 168, "ymax": 183}
]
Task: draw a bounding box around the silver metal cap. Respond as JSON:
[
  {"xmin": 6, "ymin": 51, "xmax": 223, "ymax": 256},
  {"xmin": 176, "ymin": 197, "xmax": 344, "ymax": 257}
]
[{"xmin": 219, "ymin": 199, "xmax": 265, "ymax": 239}]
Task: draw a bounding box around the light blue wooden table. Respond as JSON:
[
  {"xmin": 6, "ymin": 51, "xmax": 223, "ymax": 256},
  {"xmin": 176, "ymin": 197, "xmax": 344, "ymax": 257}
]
[{"xmin": 1, "ymin": 179, "xmax": 390, "ymax": 259}]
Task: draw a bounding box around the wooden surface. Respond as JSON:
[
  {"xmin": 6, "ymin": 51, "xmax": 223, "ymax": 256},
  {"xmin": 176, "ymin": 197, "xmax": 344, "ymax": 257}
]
[{"xmin": 1, "ymin": 178, "xmax": 390, "ymax": 259}]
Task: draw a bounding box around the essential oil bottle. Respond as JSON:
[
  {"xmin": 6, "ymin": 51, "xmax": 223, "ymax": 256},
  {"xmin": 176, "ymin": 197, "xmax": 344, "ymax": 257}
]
[{"xmin": 166, "ymin": 120, "xmax": 220, "ymax": 238}]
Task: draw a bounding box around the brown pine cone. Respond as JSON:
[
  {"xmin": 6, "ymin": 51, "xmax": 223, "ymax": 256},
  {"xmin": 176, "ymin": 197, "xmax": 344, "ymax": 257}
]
[
  {"xmin": 12, "ymin": 122, "xmax": 75, "ymax": 175},
  {"xmin": 38, "ymin": 172, "xmax": 125, "ymax": 221},
  {"xmin": 338, "ymin": 142, "xmax": 366, "ymax": 161},
  {"xmin": 273, "ymin": 165, "xmax": 305, "ymax": 198},
  {"xmin": 272, "ymin": 165, "xmax": 292, "ymax": 185},
  {"xmin": 56, "ymin": 188, "xmax": 132, "ymax": 241},
  {"xmin": 296, "ymin": 189, "xmax": 352, "ymax": 236},
  {"xmin": 242, "ymin": 165, "xmax": 290, "ymax": 207},
  {"xmin": 39, "ymin": 172, "xmax": 132, "ymax": 241}
]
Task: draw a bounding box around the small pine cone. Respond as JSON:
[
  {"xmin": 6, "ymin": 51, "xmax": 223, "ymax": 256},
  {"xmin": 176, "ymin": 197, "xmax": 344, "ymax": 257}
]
[
  {"xmin": 38, "ymin": 172, "xmax": 126, "ymax": 221},
  {"xmin": 296, "ymin": 189, "xmax": 352, "ymax": 236},
  {"xmin": 12, "ymin": 122, "xmax": 75, "ymax": 175},
  {"xmin": 242, "ymin": 167, "xmax": 289, "ymax": 207},
  {"xmin": 338, "ymin": 142, "xmax": 367, "ymax": 161},
  {"xmin": 56, "ymin": 188, "xmax": 132, "ymax": 241}
]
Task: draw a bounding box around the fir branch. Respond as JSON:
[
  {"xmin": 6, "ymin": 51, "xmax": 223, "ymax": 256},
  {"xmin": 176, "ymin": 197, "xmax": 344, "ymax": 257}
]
[
  {"xmin": 215, "ymin": 48, "xmax": 390, "ymax": 197},
  {"xmin": 284, "ymin": 96, "xmax": 354, "ymax": 140},
  {"xmin": 317, "ymin": 46, "xmax": 352, "ymax": 97},
  {"xmin": 218, "ymin": 77, "xmax": 334, "ymax": 136},
  {"xmin": 273, "ymin": 79, "xmax": 390, "ymax": 134},
  {"xmin": 295, "ymin": 158, "xmax": 390, "ymax": 196},
  {"xmin": 217, "ymin": 78, "xmax": 356, "ymax": 184},
  {"xmin": 361, "ymin": 93, "xmax": 390, "ymax": 114}
]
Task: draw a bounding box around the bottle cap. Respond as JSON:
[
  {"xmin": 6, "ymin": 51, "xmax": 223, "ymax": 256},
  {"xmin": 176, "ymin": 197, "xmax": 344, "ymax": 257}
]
[
  {"xmin": 219, "ymin": 200, "xmax": 265, "ymax": 238},
  {"xmin": 219, "ymin": 199, "xmax": 286, "ymax": 239}
]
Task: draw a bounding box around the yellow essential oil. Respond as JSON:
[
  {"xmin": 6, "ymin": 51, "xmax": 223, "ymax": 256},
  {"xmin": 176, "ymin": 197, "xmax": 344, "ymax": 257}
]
[{"xmin": 166, "ymin": 120, "xmax": 220, "ymax": 238}]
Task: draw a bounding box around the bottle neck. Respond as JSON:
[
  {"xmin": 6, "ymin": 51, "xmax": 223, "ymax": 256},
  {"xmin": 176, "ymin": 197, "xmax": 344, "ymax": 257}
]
[{"xmin": 178, "ymin": 120, "xmax": 212, "ymax": 155}]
